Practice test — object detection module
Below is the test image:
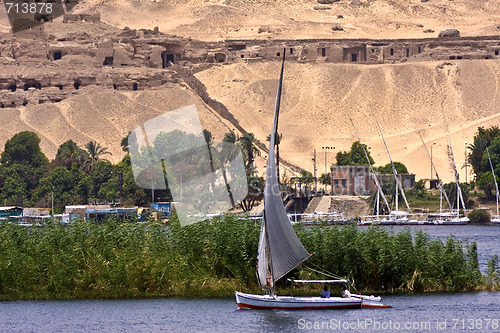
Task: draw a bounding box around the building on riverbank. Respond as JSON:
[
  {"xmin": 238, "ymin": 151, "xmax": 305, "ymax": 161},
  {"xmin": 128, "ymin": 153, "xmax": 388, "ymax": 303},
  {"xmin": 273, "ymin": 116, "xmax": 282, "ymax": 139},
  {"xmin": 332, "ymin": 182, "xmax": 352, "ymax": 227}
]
[{"xmin": 330, "ymin": 166, "xmax": 415, "ymax": 196}]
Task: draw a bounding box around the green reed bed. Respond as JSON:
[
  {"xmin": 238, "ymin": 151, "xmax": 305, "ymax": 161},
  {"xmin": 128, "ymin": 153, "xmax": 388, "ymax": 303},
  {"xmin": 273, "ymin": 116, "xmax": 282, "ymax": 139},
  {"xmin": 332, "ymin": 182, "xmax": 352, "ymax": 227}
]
[{"xmin": 0, "ymin": 216, "xmax": 495, "ymax": 300}]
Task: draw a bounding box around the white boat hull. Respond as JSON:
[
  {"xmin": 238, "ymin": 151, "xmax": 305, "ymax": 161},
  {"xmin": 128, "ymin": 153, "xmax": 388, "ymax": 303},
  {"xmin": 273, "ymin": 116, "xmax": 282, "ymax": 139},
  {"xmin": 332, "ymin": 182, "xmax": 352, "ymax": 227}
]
[
  {"xmin": 491, "ymin": 216, "xmax": 500, "ymax": 224},
  {"xmin": 235, "ymin": 291, "xmax": 362, "ymax": 310},
  {"xmin": 349, "ymin": 293, "xmax": 392, "ymax": 308}
]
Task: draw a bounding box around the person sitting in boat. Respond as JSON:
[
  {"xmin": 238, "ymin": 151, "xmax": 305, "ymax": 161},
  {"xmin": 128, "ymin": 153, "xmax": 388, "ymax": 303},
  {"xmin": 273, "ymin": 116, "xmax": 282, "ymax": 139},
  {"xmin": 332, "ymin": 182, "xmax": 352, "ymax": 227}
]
[
  {"xmin": 342, "ymin": 289, "xmax": 351, "ymax": 298},
  {"xmin": 320, "ymin": 285, "xmax": 330, "ymax": 298}
]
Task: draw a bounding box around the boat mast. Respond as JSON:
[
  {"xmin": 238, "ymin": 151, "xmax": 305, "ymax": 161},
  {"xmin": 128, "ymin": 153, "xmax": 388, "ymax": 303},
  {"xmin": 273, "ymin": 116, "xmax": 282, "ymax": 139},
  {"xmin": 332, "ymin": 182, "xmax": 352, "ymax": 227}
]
[
  {"xmin": 486, "ymin": 147, "xmax": 499, "ymax": 217},
  {"xmin": 417, "ymin": 132, "xmax": 452, "ymax": 211},
  {"xmin": 264, "ymin": 50, "xmax": 287, "ymax": 289},
  {"xmin": 371, "ymin": 107, "xmax": 411, "ymax": 213},
  {"xmin": 257, "ymin": 49, "xmax": 311, "ymax": 290},
  {"xmin": 441, "ymin": 104, "xmax": 466, "ymax": 215},
  {"xmin": 349, "ymin": 117, "xmax": 390, "ymax": 214},
  {"xmin": 376, "ymin": 190, "xmax": 380, "ymax": 218}
]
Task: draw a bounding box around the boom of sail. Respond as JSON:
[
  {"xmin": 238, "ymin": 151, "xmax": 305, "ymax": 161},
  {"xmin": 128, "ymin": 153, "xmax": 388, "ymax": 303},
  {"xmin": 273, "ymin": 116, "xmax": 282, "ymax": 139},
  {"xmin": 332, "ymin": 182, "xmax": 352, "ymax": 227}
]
[{"xmin": 257, "ymin": 53, "xmax": 310, "ymax": 289}]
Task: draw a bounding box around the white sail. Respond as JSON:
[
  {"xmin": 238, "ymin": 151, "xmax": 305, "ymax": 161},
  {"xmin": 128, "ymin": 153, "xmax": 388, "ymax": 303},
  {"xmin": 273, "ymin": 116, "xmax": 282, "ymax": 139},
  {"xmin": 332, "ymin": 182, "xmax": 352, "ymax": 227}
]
[
  {"xmin": 257, "ymin": 53, "xmax": 310, "ymax": 289},
  {"xmin": 257, "ymin": 220, "xmax": 271, "ymax": 288}
]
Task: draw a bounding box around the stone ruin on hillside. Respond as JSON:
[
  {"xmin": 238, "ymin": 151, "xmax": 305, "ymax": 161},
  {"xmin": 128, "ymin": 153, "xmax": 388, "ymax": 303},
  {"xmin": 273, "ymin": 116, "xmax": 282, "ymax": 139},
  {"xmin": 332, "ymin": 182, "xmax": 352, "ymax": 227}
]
[{"xmin": 0, "ymin": 16, "xmax": 499, "ymax": 108}]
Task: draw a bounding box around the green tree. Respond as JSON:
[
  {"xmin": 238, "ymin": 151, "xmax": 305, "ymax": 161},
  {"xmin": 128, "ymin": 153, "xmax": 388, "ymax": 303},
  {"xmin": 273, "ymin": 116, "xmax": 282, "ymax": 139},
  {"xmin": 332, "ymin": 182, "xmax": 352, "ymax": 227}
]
[
  {"xmin": 476, "ymin": 171, "xmax": 495, "ymax": 199},
  {"xmin": 443, "ymin": 182, "xmax": 471, "ymax": 210},
  {"xmin": 467, "ymin": 209, "xmax": 490, "ymax": 224},
  {"xmin": 319, "ymin": 173, "xmax": 331, "ymax": 185},
  {"xmin": 468, "ymin": 126, "xmax": 500, "ymax": 179},
  {"xmin": 115, "ymin": 154, "xmax": 147, "ymax": 206},
  {"xmin": 221, "ymin": 130, "xmax": 244, "ymax": 164},
  {"xmin": 90, "ymin": 160, "xmax": 114, "ymax": 198},
  {"xmin": 239, "ymin": 168, "xmax": 264, "ymax": 212},
  {"xmin": 408, "ymin": 179, "xmax": 427, "ymax": 199},
  {"xmin": 377, "ymin": 162, "xmax": 408, "ymax": 174},
  {"xmin": 82, "ymin": 141, "xmax": 112, "ymax": 173},
  {"xmin": 238, "ymin": 133, "xmax": 261, "ymax": 169},
  {"xmin": 1, "ymin": 131, "xmax": 49, "ymax": 168},
  {"xmin": 480, "ymin": 136, "xmax": 500, "ymax": 176},
  {"xmin": 335, "ymin": 151, "xmax": 350, "ymax": 166},
  {"xmin": 1, "ymin": 168, "xmax": 27, "ymax": 205},
  {"xmin": 299, "ymin": 170, "xmax": 314, "ymax": 184},
  {"xmin": 0, "ymin": 132, "xmax": 49, "ymax": 205},
  {"xmin": 53, "ymin": 140, "xmax": 87, "ymax": 169},
  {"xmin": 335, "ymin": 141, "xmax": 374, "ymax": 166},
  {"xmin": 32, "ymin": 166, "xmax": 92, "ymax": 209}
]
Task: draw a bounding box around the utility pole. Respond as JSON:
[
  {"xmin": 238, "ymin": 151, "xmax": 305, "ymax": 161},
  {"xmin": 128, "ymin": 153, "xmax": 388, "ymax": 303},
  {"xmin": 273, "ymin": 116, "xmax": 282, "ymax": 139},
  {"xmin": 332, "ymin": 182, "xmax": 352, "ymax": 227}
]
[
  {"xmin": 313, "ymin": 149, "xmax": 317, "ymax": 193},
  {"xmin": 465, "ymin": 142, "xmax": 468, "ymax": 183},
  {"xmin": 322, "ymin": 146, "xmax": 334, "ymax": 175},
  {"xmin": 430, "ymin": 142, "xmax": 436, "ymax": 179}
]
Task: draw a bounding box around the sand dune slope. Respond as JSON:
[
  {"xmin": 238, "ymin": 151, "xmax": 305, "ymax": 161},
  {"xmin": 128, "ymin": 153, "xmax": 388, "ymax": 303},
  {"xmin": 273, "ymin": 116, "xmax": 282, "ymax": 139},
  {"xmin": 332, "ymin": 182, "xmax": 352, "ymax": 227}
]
[
  {"xmin": 3, "ymin": 59, "xmax": 500, "ymax": 185},
  {"xmin": 0, "ymin": 84, "xmax": 232, "ymax": 163},
  {"xmin": 196, "ymin": 60, "xmax": 500, "ymax": 182}
]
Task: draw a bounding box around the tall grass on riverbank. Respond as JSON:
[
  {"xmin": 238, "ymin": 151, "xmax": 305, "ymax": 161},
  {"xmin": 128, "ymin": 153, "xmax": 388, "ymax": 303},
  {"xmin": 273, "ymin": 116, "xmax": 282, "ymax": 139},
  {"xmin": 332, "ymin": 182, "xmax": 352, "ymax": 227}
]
[
  {"xmin": 295, "ymin": 225, "xmax": 483, "ymax": 293},
  {"xmin": 0, "ymin": 216, "xmax": 490, "ymax": 300}
]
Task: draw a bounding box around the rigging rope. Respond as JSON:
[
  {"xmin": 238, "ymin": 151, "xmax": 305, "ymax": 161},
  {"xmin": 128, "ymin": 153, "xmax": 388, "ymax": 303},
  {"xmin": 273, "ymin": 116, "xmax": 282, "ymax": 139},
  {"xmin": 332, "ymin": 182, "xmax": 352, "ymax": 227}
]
[
  {"xmin": 303, "ymin": 263, "xmax": 362, "ymax": 293},
  {"xmin": 303, "ymin": 264, "xmax": 345, "ymax": 281}
]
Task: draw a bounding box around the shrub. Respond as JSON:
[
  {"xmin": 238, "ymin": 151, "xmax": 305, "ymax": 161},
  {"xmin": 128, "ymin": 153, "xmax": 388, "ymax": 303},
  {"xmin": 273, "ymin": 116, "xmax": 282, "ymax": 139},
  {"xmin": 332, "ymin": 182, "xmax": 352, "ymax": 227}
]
[{"xmin": 468, "ymin": 209, "xmax": 490, "ymax": 224}]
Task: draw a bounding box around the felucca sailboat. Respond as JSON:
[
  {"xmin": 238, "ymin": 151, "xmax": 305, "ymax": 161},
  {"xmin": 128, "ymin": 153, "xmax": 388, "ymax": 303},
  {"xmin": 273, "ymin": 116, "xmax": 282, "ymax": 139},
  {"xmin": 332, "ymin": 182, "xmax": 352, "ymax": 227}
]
[{"xmin": 234, "ymin": 52, "xmax": 389, "ymax": 310}]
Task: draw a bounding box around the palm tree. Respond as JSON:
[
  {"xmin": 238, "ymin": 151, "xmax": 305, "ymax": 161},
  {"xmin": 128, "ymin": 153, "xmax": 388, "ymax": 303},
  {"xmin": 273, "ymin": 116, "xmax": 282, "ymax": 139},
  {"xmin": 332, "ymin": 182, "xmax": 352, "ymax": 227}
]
[
  {"xmin": 467, "ymin": 137, "xmax": 487, "ymax": 180},
  {"xmin": 121, "ymin": 132, "xmax": 131, "ymax": 153},
  {"xmin": 203, "ymin": 129, "xmax": 217, "ymax": 193},
  {"xmin": 238, "ymin": 133, "xmax": 261, "ymax": 169},
  {"xmin": 223, "ymin": 130, "xmax": 237, "ymax": 144},
  {"xmin": 221, "ymin": 130, "xmax": 243, "ymax": 163},
  {"xmin": 213, "ymin": 130, "xmax": 244, "ymax": 208},
  {"xmin": 54, "ymin": 140, "xmax": 86, "ymax": 169},
  {"xmin": 83, "ymin": 141, "xmax": 112, "ymax": 173}
]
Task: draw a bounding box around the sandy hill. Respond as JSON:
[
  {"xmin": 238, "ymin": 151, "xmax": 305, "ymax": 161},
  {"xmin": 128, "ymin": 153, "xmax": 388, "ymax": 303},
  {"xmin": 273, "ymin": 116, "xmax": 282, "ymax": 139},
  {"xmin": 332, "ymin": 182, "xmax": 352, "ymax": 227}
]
[
  {"xmin": 196, "ymin": 60, "xmax": 500, "ymax": 183},
  {"xmin": 0, "ymin": 84, "xmax": 232, "ymax": 164},
  {"xmin": 1, "ymin": 0, "xmax": 500, "ymax": 186},
  {"xmin": 75, "ymin": 0, "xmax": 500, "ymax": 41}
]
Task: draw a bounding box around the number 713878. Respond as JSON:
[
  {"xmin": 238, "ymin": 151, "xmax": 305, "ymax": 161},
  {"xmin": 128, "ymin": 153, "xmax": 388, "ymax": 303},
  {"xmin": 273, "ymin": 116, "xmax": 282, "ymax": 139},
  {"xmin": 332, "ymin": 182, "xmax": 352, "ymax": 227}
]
[{"xmin": 5, "ymin": 2, "xmax": 53, "ymax": 14}]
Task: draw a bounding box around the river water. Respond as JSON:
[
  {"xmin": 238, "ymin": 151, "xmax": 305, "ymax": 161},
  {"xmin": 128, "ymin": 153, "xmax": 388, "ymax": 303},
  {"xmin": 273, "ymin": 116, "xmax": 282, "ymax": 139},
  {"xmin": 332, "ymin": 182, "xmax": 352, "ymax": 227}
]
[{"xmin": 0, "ymin": 225, "xmax": 499, "ymax": 333}]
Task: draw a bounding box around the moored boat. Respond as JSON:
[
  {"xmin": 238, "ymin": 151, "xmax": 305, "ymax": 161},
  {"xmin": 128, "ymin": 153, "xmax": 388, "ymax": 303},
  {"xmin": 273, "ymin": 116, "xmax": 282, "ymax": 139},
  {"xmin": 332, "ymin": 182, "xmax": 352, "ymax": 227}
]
[{"xmin": 235, "ymin": 291, "xmax": 362, "ymax": 310}]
